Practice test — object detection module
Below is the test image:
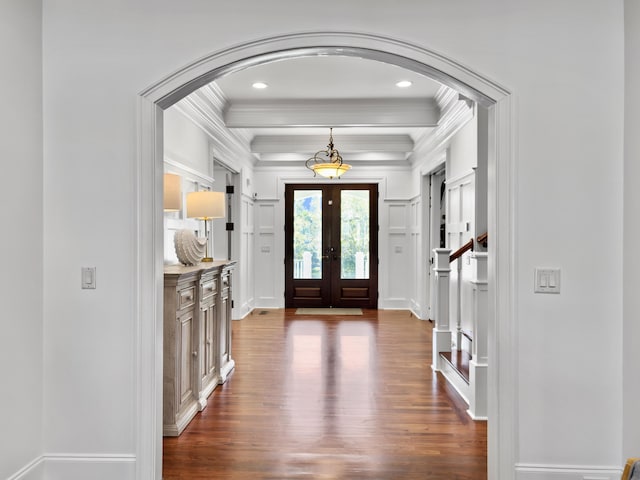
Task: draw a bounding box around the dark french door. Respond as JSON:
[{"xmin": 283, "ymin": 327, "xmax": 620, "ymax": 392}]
[{"xmin": 284, "ymin": 183, "xmax": 378, "ymax": 308}]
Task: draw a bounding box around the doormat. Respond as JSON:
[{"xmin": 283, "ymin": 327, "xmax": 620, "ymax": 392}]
[{"xmin": 295, "ymin": 308, "xmax": 363, "ymax": 315}]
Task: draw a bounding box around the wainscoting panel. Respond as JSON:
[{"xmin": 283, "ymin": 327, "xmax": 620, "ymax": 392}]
[
  {"xmin": 239, "ymin": 197, "xmax": 255, "ymax": 317},
  {"xmin": 255, "ymin": 201, "xmax": 282, "ymax": 307},
  {"xmin": 385, "ymin": 201, "xmax": 410, "ymax": 307}
]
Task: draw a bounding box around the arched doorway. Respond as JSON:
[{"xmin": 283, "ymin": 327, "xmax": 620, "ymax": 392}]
[{"xmin": 137, "ymin": 32, "xmax": 515, "ymax": 479}]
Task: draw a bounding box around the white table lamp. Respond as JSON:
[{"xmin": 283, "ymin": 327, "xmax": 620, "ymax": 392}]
[{"xmin": 186, "ymin": 191, "xmax": 225, "ymax": 262}]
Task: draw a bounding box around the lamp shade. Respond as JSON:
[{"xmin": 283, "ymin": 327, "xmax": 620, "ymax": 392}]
[
  {"xmin": 163, "ymin": 173, "xmax": 182, "ymax": 211},
  {"xmin": 186, "ymin": 191, "xmax": 225, "ymax": 219}
]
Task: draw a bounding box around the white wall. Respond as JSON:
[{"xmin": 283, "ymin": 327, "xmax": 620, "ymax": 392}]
[
  {"xmin": 447, "ymin": 112, "xmax": 478, "ymax": 180},
  {"xmin": 163, "ymin": 106, "xmax": 214, "ymax": 264},
  {"xmin": 445, "ymin": 115, "xmax": 478, "ymax": 341},
  {"xmin": 623, "ymin": 0, "xmax": 640, "ymax": 461},
  {"xmin": 0, "ymin": 1, "xmax": 44, "ymax": 478},
  {"xmin": 513, "ymin": 3, "xmax": 624, "ymax": 473},
  {"xmin": 37, "ymin": 1, "xmax": 625, "ymax": 478},
  {"xmin": 164, "ymin": 107, "xmax": 211, "ymax": 175}
]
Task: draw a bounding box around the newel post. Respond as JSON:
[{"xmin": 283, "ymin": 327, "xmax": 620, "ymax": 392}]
[
  {"xmin": 468, "ymin": 252, "xmax": 488, "ymax": 419},
  {"xmin": 432, "ymin": 248, "xmax": 452, "ymax": 371}
]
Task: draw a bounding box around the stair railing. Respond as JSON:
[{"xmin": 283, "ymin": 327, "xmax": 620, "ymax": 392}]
[
  {"xmin": 448, "ymin": 233, "xmax": 487, "ymax": 350},
  {"xmin": 432, "ymin": 232, "xmax": 489, "ymax": 419}
]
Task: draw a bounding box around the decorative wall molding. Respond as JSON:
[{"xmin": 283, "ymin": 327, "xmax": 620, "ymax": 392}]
[
  {"xmin": 7, "ymin": 456, "xmax": 44, "ymax": 480},
  {"xmin": 446, "ymin": 168, "xmax": 475, "ymax": 187},
  {"xmin": 410, "ymin": 85, "xmax": 474, "ymax": 167},
  {"xmin": 174, "ymin": 92, "xmax": 256, "ymax": 170},
  {"xmin": 164, "ymin": 156, "xmax": 215, "ymax": 185}
]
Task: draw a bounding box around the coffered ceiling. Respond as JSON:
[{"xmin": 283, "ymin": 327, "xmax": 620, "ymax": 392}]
[{"xmin": 177, "ymin": 55, "xmax": 470, "ymax": 168}]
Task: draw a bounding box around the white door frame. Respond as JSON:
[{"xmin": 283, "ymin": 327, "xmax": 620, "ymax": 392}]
[
  {"xmin": 425, "ymin": 164, "xmax": 446, "ymax": 321},
  {"xmin": 137, "ymin": 32, "xmax": 516, "ymax": 479}
]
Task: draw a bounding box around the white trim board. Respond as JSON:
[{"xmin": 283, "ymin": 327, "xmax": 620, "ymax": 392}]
[
  {"xmin": 7, "ymin": 456, "xmax": 44, "ymax": 480},
  {"xmin": 8, "ymin": 454, "xmax": 136, "ymax": 480},
  {"xmin": 515, "ymin": 464, "xmax": 622, "ymax": 480}
]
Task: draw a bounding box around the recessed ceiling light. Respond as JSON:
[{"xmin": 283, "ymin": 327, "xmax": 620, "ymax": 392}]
[
  {"xmin": 396, "ymin": 80, "xmax": 412, "ymax": 88},
  {"xmin": 252, "ymin": 82, "xmax": 268, "ymax": 89}
]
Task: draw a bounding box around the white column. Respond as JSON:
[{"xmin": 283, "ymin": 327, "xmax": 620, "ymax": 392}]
[
  {"xmin": 468, "ymin": 252, "xmax": 488, "ymax": 419},
  {"xmin": 432, "ymin": 248, "xmax": 452, "ymax": 371}
]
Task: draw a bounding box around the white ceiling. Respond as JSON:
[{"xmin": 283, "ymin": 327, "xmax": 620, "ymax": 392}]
[
  {"xmin": 215, "ymin": 56, "xmax": 442, "ymax": 100},
  {"xmin": 195, "ymin": 55, "xmax": 452, "ymax": 166}
]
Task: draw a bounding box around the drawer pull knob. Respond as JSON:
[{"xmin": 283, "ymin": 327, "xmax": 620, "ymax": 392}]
[{"xmin": 192, "ymin": 351, "xmax": 197, "ymax": 357}]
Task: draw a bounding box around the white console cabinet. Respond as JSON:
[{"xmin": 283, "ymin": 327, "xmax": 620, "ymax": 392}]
[{"xmin": 163, "ymin": 261, "xmax": 235, "ymax": 436}]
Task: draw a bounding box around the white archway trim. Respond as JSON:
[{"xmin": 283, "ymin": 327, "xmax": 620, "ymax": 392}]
[{"xmin": 137, "ymin": 31, "xmax": 516, "ymax": 480}]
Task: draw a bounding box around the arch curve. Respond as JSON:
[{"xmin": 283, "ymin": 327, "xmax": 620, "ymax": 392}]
[
  {"xmin": 141, "ymin": 31, "xmax": 510, "ymax": 108},
  {"xmin": 137, "ymin": 31, "xmax": 515, "ymax": 480}
]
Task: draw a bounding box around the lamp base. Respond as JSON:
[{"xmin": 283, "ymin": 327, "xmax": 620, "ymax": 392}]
[{"xmin": 202, "ymin": 257, "xmax": 214, "ymax": 262}]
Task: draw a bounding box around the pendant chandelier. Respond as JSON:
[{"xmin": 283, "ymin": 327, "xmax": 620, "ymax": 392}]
[{"xmin": 305, "ymin": 128, "xmax": 351, "ymax": 179}]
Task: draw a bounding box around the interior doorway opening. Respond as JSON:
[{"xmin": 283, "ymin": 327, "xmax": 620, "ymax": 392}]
[{"xmin": 139, "ymin": 32, "xmax": 513, "ymax": 480}]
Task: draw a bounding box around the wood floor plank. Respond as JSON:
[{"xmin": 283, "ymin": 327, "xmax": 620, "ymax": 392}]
[{"xmin": 163, "ymin": 309, "xmax": 487, "ymax": 479}]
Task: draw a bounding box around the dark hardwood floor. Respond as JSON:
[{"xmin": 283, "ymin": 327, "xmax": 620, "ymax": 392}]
[{"xmin": 163, "ymin": 309, "xmax": 487, "ymax": 479}]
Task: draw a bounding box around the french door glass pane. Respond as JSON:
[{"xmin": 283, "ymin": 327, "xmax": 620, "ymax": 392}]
[
  {"xmin": 293, "ymin": 190, "xmax": 322, "ymax": 279},
  {"xmin": 341, "ymin": 190, "xmax": 369, "ymax": 279}
]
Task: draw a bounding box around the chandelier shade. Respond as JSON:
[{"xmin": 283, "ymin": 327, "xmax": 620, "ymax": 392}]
[{"xmin": 305, "ymin": 128, "xmax": 351, "ymax": 179}]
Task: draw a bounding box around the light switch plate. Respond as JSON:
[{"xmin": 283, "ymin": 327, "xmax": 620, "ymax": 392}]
[
  {"xmin": 82, "ymin": 267, "xmax": 96, "ymax": 289},
  {"xmin": 534, "ymin": 267, "xmax": 560, "ymax": 294}
]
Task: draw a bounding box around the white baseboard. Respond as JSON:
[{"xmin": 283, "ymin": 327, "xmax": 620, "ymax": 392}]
[
  {"xmin": 378, "ymin": 298, "xmax": 410, "ymax": 309},
  {"xmin": 255, "ymin": 298, "xmax": 283, "ymax": 309},
  {"xmin": 9, "ymin": 454, "xmax": 136, "ymax": 480},
  {"xmin": 45, "ymin": 454, "xmax": 136, "ymax": 480},
  {"xmin": 7, "ymin": 456, "xmax": 45, "ymax": 480},
  {"xmin": 515, "ymin": 463, "xmax": 622, "ymax": 480},
  {"xmin": 235, "ymin": 305, "xmax": 254, "ymax": 320}
]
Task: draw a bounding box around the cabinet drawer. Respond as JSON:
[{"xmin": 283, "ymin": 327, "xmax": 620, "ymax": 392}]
[
  {"xmin": 177, "ymin": 285, "xmax": 196, "ymax": 310},
  {"xmin": 200, "ymin": 278, "xmax": 218, "ymax": 300}
]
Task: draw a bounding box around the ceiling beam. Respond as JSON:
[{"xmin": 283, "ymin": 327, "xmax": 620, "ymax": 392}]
[
  {"xmin": 256, "ymin": 151, "xmax": 409, "ymax": 162},
  {"xmin": 250, "ymin": 134, "xmax": 414, "ymax": 154},
  {"xmin": 224, "ymin": 98, "xmax": 440, "ymax": 128}
]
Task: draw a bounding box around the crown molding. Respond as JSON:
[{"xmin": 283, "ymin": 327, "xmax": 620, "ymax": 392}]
[
  {"xmin": 224, "ymin": 98, "xmax": 439, "ymax": 128},
  {"xmin": 199, "ymin": 83, "xmax": 229, "ymax": 112},
  {"xmin": 408, "ymin": 85, "xmax": 474, "ymax": 166},
  {"xmin": 174, "ymin": 92, "xmax": 257, "ymax": 168}
]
